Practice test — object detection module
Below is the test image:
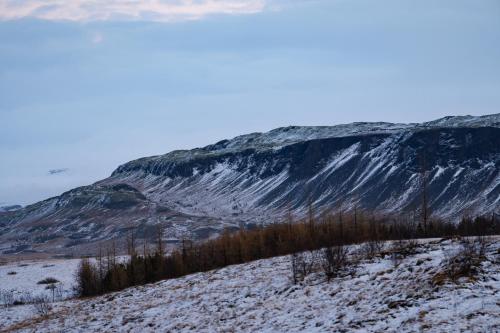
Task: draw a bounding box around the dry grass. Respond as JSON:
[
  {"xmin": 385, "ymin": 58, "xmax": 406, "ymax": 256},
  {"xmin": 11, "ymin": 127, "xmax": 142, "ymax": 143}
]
[{"xmin": 433, "ymin": 237, "xmax": 488, "ymax": 285}]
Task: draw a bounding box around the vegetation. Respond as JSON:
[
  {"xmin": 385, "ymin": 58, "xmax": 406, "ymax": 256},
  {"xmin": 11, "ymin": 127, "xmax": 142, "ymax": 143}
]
[
  {"xmin": 433, "ymin": 236, "xmax": 489, "ymax": 285},
  {"xmin": 319, "ymin": 245, "xmax": 349, "ymax": 281},
  {"xmin": 33, "ymin": 296, "xmax": 51, "ymax": 317},
  {"xmin": 76, "ymin": 213, "xmax": 499, "ymax": 297},
  {"xmin": 37, "ymin": 277, "xmax": 59, "ymax": 285}
]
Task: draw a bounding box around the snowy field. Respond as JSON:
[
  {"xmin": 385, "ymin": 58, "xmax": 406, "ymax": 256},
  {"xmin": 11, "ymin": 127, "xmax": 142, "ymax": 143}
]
[
  {"xmin": 1, "ymin": 237, "xmax": 499, "ymax": 332},
  {"xmin": 0, "ymin": 258, "xmax": 81, "ymax": 327},
  {"xmin": 0, "ymin": 258, "xmax": 80, "ymax": 298}
]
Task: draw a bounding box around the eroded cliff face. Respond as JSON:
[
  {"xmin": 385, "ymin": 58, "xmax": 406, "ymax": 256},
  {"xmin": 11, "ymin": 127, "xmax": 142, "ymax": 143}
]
[{"xmin": 107, "ymin": 125, "xmax": 499, "ymax": 222}]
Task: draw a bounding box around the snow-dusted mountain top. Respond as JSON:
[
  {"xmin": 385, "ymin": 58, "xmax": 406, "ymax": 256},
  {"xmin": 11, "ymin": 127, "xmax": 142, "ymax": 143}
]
[
  {"xmin": 135, "ymin": 114, "xmax": 500, "ymax": 163},
  {"xmin": 0, "ymin": 204, "xmax": 22, "ymax": 213},
  {"xmin": 421, "ymin": 113, "xmax": 500, "ymax": 128},
  {"xmin": 206, "ymin": 113, "xmax": 500, "ymax": 152},
  {"xmin": 214, "ymin": 122, "xmax": 412, "ymax": 152}
]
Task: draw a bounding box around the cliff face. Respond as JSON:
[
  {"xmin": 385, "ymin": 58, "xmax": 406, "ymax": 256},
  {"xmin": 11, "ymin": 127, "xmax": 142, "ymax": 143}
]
[
  {"xmin": 106, "ymin": 125, "xmax": 499, "ymax": 222},
  {"xmin": 1, "ymin": 114, "xmax": 499, "ymax": 255}
]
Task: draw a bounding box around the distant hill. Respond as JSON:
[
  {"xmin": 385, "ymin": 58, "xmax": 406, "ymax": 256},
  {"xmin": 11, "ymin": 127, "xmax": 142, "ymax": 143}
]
[{"xmin": 0, "ymin": 204, "xmax": 22, "ymax": 213}]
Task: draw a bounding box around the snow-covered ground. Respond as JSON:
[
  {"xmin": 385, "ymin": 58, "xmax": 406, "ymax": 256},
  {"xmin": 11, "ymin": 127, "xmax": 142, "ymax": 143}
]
[
  {"xmin": 1, "ymin": 237, "xmax": 499, "ymax": 332},
  {"xmin": 0, "ymin": 258, "xmax": 80, "ymax": 299},
  {"xmin": 0, "ymin": 258, "xmax": 81, "ymax": 327}
]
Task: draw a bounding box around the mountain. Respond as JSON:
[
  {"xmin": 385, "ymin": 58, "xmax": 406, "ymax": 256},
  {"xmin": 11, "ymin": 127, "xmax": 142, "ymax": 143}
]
[
  {"xmin": 0, "ymin": 204, "xmax": 22, "ymax": 213},
  {"xmin": 0, "ymin": 184, "xmax": 233, "ymax": 256},
  {"xmin": 104, "ymin": 113, "xmax": 499, "ymax": 221},
  {"xmin": 1, "ymin": 114, "xmax": 499, "ymax": 256}
]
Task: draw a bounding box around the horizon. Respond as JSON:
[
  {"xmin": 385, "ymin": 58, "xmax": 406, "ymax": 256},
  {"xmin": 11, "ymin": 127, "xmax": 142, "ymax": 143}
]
[{"xmin": 1, "ymin": 0, "xmax": 500, "ymax": 205}]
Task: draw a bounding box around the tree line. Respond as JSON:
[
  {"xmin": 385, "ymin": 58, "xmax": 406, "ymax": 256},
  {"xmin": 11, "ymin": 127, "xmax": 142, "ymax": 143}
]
[{"xmin": 76, "ymin": 212, "xmax": 499, "ymax": 297}]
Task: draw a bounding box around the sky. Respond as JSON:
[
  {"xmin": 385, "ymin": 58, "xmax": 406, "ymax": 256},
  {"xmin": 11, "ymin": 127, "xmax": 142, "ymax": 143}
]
[{"xmin": 0, "ymin": 0, "xmax": 499, "ymax": 206}]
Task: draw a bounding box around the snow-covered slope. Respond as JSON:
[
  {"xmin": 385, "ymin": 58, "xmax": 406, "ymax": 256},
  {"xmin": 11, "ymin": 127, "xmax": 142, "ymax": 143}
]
[
  {"xmin": 0, "ymin": 184, "xmax": 235, "ymax": 257},
  {"xmin": 1, "ymin": 114, "xmax": 499, "ymax": 256},
  {"xmin": 2, "ymin": 238, "xmax": 499, "ymax": 332},
  {"xmin": 106, "ymin": 113, "xmax": 500, "ymax": 222}
]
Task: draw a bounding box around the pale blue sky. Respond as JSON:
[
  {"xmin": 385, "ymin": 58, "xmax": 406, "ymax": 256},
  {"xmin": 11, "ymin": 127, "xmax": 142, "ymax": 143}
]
[{"xmin": 1, "ymin": 0, "xmax": 499, "ymax": 205}]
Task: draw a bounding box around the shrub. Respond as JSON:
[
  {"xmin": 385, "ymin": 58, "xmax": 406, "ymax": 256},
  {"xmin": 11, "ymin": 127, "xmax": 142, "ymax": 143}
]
[
  {"xmin": 434, "ymin": 237, "xmax": 488, "ymax": 285},
  {"xmin": 389, "ymin": 239, "xmax": 419, "ymax": 267},
  {"xmin": 359, "ymin": 240, "xmax": 384, "ymax": 259},
  {"xmin": 37, "ymin": 277, "xmax": 59, "ymax": 285},
  {"xmin": 0, "ymin": 290, "xmax": 15, "ymax": 307},
  {"xmin": 33, "ymin": 296, "xmax": 51, "ymax": 317},
  {"xmin": 0, "ymin": 290, "xmax": 48, "ymax": 308},
  {"xmin": 291, "ymin": 251, "xmax": 317, "ymax": 284},
  {"xmin": 320, "ymin": 245, "xmax": 348, "ymax": 281}
]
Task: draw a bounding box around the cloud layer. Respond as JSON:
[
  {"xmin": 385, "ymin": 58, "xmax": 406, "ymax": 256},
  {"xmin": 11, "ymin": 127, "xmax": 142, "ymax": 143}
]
[{"xmin": 0, "ymin": 0, "xmax": 266, "ymax": 22}]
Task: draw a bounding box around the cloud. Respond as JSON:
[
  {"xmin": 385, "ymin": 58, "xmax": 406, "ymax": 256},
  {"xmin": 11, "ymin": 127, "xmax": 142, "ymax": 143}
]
[
  {"xmin": 0, "ymin": 0, "xmax": 266, "ymax": 22},
  {"xmin": 48, "ymin": 168, "xmax": 68, "ymax": 175}
]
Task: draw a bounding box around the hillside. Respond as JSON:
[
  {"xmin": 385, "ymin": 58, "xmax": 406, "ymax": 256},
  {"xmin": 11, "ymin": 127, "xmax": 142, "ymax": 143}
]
[
  {"xmin": 1, "ymin": 114, "xmax": 499, "ymax": 256},
  {"xmin": 106, "ymin": 114, "xmax": 500, "ymax": 222},
  {"xmin": 1, "ymin": 237, "xmax": 499, "ymax": 332},
  {"xmin": 0, "ymin": 184, "xmax": 232, "ymax": 257}
]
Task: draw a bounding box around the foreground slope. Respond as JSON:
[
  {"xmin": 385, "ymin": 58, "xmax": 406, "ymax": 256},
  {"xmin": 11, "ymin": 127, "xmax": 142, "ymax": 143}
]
[{"xmin": 3, "ymin": 238, "xmax": 499, "ymax": 332}]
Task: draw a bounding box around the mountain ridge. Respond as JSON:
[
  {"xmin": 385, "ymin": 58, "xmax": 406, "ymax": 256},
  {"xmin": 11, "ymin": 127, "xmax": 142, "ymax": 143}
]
[
  {"xmin": 106, "ymin": 114, "xmax": 499, "ymax": 222},
  {"xmin": 111, "ymin": 113, "xmax": 500, "ymax": 169},
  {"xmin": 1, "ymin": 114, "xmax": 499, "ymax": 256}
]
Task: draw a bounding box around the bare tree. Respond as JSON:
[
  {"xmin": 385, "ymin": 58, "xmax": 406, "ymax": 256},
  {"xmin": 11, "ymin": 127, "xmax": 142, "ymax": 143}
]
[
  {"xmin": 420, "ymin": 153, "xmax": 430, "ymax": 236},
  {"xmin": 321, "ymin": 245, "xmax": 348, "ymax": 281},
  {"xmin": 33, "ymin": 296, "xmax": 51, "ymax": 317},
  {"xmin": 291, "ymin": 251, "xmax": 317, "ymax": 284}
]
